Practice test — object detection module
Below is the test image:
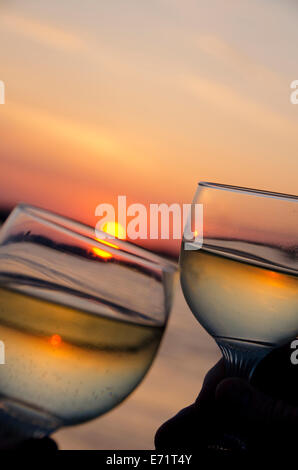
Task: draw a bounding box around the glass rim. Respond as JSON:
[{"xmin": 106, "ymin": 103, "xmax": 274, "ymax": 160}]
[
  {"xmin": 10, "ymin": 203, "xmax": 177, "ymax": 273},
  {"xmin": 198, "ymin": 182, "xmax": 298, "ymax": 201}
]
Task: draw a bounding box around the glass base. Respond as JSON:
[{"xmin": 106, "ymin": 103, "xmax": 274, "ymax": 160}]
[
  {"xmin": 215, "ymin": 337, "xmax": 274, "ymax": 380},
  {"xmin": 0, "ymin": 396, "xmax": 61, "ymax": 449}
]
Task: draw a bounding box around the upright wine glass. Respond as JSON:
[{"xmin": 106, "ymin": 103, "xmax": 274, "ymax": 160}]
[
  {"xmin": 0, "ymin": 204, "xmax": 176, "ymax": 448},
  {"xmin": 180, "ymin": 182, "xmax": 298, "ymax": 379}
]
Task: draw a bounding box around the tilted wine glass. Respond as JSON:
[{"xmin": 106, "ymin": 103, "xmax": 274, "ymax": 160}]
[
  {"xmin": 180, "ymin": 182, "xmax": 298, "ymax": 379},
  {"xmin": 0, "ymin": 204, "xmax": 176, "ymax": 447}
]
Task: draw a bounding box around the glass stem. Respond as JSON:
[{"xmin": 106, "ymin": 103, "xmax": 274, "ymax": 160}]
[
  {"xmin": 0, "ymin": 397, "xmax": 60, "ymax": 449},
  {"xmin": 215, "ymin": 338, "xmax": 273, "ymax": 380}
]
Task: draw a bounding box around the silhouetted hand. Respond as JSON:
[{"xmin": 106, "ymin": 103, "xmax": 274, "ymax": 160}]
[
  {"xmin": 0, "ymin": 436, "xmax": 58, "ymax": 451},
  {"xmin": 155, "ymin": 342, "xmax": 298, "ymax": 455},
  {"xmin": 14, "ymin": 437, "xmax": 58, "ymax": 451}
]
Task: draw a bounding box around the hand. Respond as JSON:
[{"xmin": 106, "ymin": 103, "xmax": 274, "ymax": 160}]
[
  {"xmin": 14, "ymin": 437, "xmax": 58, "ymax": 451},
  {"xmin": 155, "ymin": 342, "xmax": 298, "ymax": 454},
  {"xmin": 0, "ymin": 436, "xmax": 58, "ymax": 451}
]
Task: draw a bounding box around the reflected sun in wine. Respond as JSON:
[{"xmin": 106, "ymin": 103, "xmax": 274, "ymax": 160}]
[
  {"xmin": 0, "ymin": 205, "xmax": 176, "ymax": 447},
  {"xmin": 180, "ymin": 182, "xmax": 298, "ymax": 378}
]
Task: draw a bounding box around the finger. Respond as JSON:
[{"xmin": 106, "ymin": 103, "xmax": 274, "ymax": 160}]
[
  {"xmin": 252, "ymin": 341, "xmax": 298, "ymax": 406},
  {"xmin": 216, "ymin": 377, "xmax": 298, "ymax": 426},
  {"xmin": 13, "ymin": 437, "xmax": 58, "ymax": 451},
  {"xmin": 155, "ymin": 404, "xmax": 199, "ymax": 450},
  {"xmin": 155, "ymin": 400, "xmax": 245, "ymax": 452},
  {"xmin": 195, "ymin": 358, "xmax": 226, "ymax": 406},
  {"xmin": 155, "ymin": 361, "xmax": 226, "ymax": 451}
]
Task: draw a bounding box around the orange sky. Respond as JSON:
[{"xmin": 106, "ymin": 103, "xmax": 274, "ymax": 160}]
[{"xmin": 0, "ymin": 1, "xmax": 298, "ymax": 253}]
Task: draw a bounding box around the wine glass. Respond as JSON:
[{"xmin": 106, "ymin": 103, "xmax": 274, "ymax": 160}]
[
  {"xmin": 180, "ymin": 182, "xmax": 298, "ymax": 379},
  {"xmin": 0, "ymin": 204, "xmax": 176, "ymax": 448}
]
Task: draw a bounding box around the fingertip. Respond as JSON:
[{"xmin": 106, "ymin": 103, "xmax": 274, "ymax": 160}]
[
  {"xmin": 155, "ymin": 405, "xmax": 198, "ymax": 450},
  {"xmin": 16, "ymin": 437, "xmax": 58, "ymax": 451},
  {"xmin": 215, "ymin": 378, "xmax": 252, "ymax": 408},
  {"xmin": 195, "ymin": 359, "xmax": 226, "ymax": 405}
]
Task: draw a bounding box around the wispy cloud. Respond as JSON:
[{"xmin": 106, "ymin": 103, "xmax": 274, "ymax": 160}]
[
  {"xmin": 4, "ymin": 101, "xmax": 122, "ymax": 160},
  {"xmin": 0, "ymin": 11, "xmax": 168, "ymax": 82},
  {"xmin": 182, "ymin": 74, "xmax": 298, "ymax": 137},
  {"xmin": 196, "ymin": 34, "xmax": 283, "ymax": 87},
  {"xmin": 0, "ymin": 13, "xmax": 85, "ymax": 52}
]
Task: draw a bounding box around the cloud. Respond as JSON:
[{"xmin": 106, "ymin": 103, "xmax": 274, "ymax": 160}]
[
  {"xmin": 0, "ymin": 12, "xmax": 85, "ymax": 52},
  {"xmin": 196, "ymin": 34, "xmax": 283, "ymax": 87},
  {"xmin": 182, "ymin": 74, "xmax": 298, "ymax": 138},
  {"xmin": 3, "ymin": 100, "xmax": 122, "ymax": 161},
  {"xmin": 0, "ymin": 11, "xmax": 167, "ymax": 83}
]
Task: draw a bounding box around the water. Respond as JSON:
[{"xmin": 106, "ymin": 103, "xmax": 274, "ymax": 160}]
[
  {"xmin": 0, "ymin": 283, "xmax": 163, "ymax": 435},
  {"xmin": 180, "ymin": 244, "xmax": 298, "ymax": 350}
]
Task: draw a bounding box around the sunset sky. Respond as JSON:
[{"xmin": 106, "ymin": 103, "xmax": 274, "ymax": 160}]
[{"xmin": 0, "ymin": 0, "xmax": 298, "ymax": 253}]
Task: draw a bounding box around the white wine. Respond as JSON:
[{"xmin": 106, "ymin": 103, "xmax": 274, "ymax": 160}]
[
  {"xmin": 181, "ymin": 182, "xmax": 298, "ymax": 378},
  {"xmin": 0, "ymin": 284, "xmax": 163, "ymax": 431},
  {"xmin": 0, "ymin": 205, "xmax": 175, "ymax": 445},
  {"xmin": 180, "ymin": 245, "xmax": 298, "ymax": 347}
]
